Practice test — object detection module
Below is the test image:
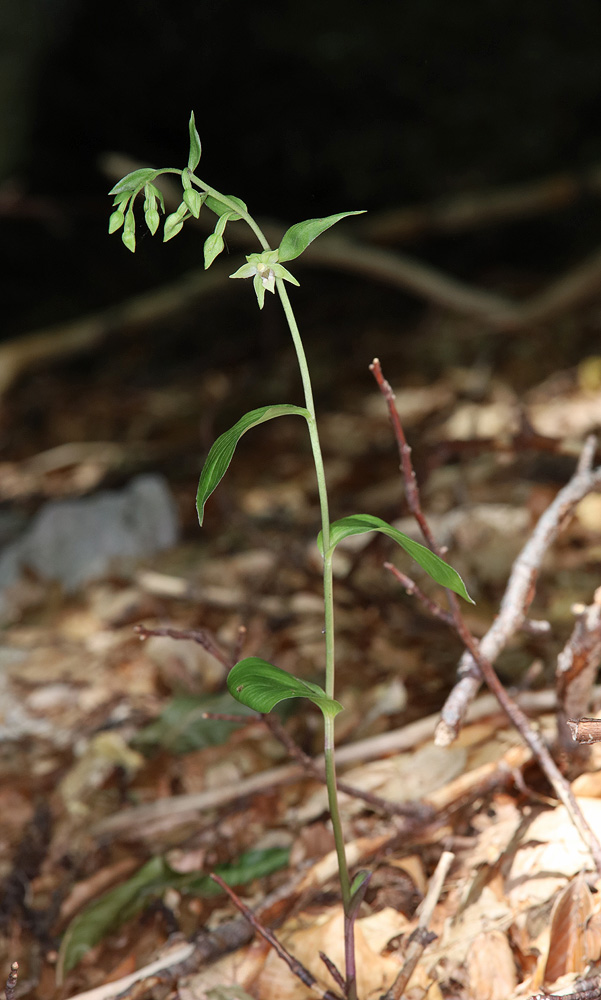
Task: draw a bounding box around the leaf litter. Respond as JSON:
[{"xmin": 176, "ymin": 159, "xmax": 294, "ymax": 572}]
[{"xmin": 1, "ymin": 309, "xmax": 601, "ymax": 999}]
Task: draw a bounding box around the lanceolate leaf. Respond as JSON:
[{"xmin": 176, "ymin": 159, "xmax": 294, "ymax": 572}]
[
  {"xmin": 205, "ymin": 193, "xmax": 247, "ymax": 221},
  {"xmin": 196, "ymin": 404, "xmax": 310, "ymax": 524},
  {"xmin": 59, "ymin": 847, "xmax": 289, "ymax": 976},
  {"xmin": 203, "ymin": 232, "xmax": 225, "ymax": 268},
  {"xmin": 188, "ymin": 111, "xmax": 202, "ymax": 171},
  {"xmin": 277, "ymin": 211, "xmax": 366, "ymax": 262},
  {"xmin": 227, "ymin": 658, "xmax": 343, "ymax": 719},
  {"xmin": 318, "ymin": 514, "xmax": 474, "ymax": 603},
  {"xmin": 108, "ymin": 167, "xmax": 158, "ymax": 198}
]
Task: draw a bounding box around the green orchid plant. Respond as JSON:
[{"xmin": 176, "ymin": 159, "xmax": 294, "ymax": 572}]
[{"xmin": 109, "ymin": 112, "xmax": 473, "ymax": 1000}]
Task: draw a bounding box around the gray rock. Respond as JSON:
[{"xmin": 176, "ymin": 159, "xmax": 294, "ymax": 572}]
[{"xmin": 0, "ymin": 474, "xmax": 179, "ymax": 594}]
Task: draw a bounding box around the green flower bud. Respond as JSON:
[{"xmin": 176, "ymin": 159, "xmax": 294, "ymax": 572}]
[
  {"xmin": 122, "ymin": 228, "xmax": 136, "ymax": 252},
  {"xmin": 108, "ymin": 209, "xmax": 125, "ymax": 234},
  {"xmin": 203, "ymin": 233, "xmax": 224, "ymax": 269},
  {"xmin": 183, "ymin": 188, "xmax": 202, "ymax": 219},
  {"xmin": 145, "ymin": 207, "xmax": 160, "ymax": 236},
  {"xmin": 121, "ymin": 209, "xmax": 136, "ymax": 252},
  {"xmin": 163, "ymin": 212, "xmax": 185, "ymax": 242}
]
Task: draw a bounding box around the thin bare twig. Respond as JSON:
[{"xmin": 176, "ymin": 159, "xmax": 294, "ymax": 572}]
[
  {"xmin": 556, "ymin": 589, "xmax": 601, "ymax": 749},
  {"xmin": 371, "ymin": 360, "xmax": 601, "ymax": 872},
  {"xmin": 567, "ymin": 718, "xmax": 601, "ymax": 744},
  {"xmin": 530, "ymin": 973, "xmax": 601, "ymax": 1000},
  {"xmin": 262, "ymin": 712, "xmax": 432, "ymax": 823},
  {"xmin": 319, "ymin": 953, "xmax": 346, "ymax": 994},
  {"xmin": 5, "ymin": 963, "xmax": 18, "ymax": 1000},
  {"xmin": 134, "ymin": 624, "xmax": 231, "ymax": 667},
  {"xmin": 91, "ymin": 687, "xmax": 579, "ymax": 839},
  {"xmin": 437, "ymin": 436, "xmax": 601, "ymax": 746},
  {"xmin": 201, "ymin": 711, "xmax": 252, "ymax": 724},
  {"xmin": 383, "ymin": 563, "xmax": 455, "ymax": 626},
  {"xmin": 383, "ymin": 852, "xmax": 454, "ymax": 1000},
  {"xmin": 209, "ymin": 873, "xmax": 344, "ymax": 1000}
]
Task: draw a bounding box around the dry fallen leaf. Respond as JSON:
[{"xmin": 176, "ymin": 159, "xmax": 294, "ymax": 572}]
[
  {"xmin": 466, "ymin": 929, "xmax": 517, "ymax": 1000},
  {"xmin": 255, "ymin": 906, "xmax": 405, "ymax": 1000},
  {"xmin": 542, "ymin": 875, "xmax": 594, "ymax": 987}
]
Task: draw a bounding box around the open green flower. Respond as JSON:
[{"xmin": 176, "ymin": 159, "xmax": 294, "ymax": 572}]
[{"xmin": 230, "ymin": 250, "xmax": 299, "ymax": 309}]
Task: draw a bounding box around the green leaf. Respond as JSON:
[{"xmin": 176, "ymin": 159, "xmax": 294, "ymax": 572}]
[
  {"xmin": 109, "ymin": 167, "xmax": 159, "ymax": 198},
  {"xmin": 121, "ymin": 229, "xmax": 136, "ymax": 252},
  {"xmin": 163, "ymin": 217, "xmax": 184, "ymax": 242},
  {"xmin": 227, "ymin": 658, "xmax": 343, "ymax": 719},
  {"xmin": 205, "ymin": 193, "xmax": 247, "ymax": 221},
  {"xmin": 348, "ymin": 869, "xmax": 372, "ymax": 918},
  {"xmin": 108, "ymin": 208, "xmax": 125, "ymax": 234},
  {"xmin": 188, "ymin": 111, "xmax": 202, "ymax": 171},
  {"xmin": 133, "ymin": 693, "xmax": 257, "ymax": 755},
  {"xmin": 196, "ymin": 404, "xmax": 310, "ymax": 524},
  {"xmin": 214, "ymin": 212, "xmax": 233, "ymax": 238},
  {"xmin": 59, "ymin": 847, "xmax": 289, "ymax": 977},
  {"xmin": 58, "ymin": 856, "xmax": 168, "ymax": 976},
  {"xmin": 183, "ymin": 187, "xmax": 203, "ymax": 218},
  {"xmin": 318, "ymin": 514, "xmax": 474, "ymax": 603},
  {"xmin": 204, "ymin": 232, "xmax": 225, "ymax": 268},
  {"xmin": 144, "ymin": 206, "xmax": 160, "ymax": 235},
  {"xmin": 277, "ymin": 211, "xmax": 366, "ymax": 262}
]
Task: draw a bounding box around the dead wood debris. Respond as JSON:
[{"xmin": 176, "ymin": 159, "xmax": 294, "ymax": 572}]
[
  {"xmin": 436, "ymin": 436, "xmax": 601, "ymax": 748},
  {"xmin": 382, "ymin": 850, "xmax": 454, "ymax": 1000},
  {"xmin": 5, "ymin": 963, "xmax": 18, "ymax": 1000},
  {"xmin": 558, "ymin": 589, "xmax": 601, "ymax": 748},
  {"xmin": 372, "ymin": 358, "xmax": 601, "ymax": 872}
]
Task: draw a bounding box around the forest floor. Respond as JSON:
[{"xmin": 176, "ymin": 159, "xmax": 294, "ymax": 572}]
[{"xmin": 1, "ymin": 268, "xmax": 601, "ymax": 1000}]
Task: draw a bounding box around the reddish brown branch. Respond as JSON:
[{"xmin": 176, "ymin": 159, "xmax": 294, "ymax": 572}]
[
  {"xmin": 262, "ymin": 712, "xmax": 432, "ymax": 823},
  {"xmin": 383, "ymin": 563, "xmax": 455, "ymax": 627},
  {"xmin": 209, "ymin": 873, "xmax": 344, "ymax": 1000},
  {"xmin": 383, "ymin": 851, "xmax": 454, "ymax": 1000},
  {"xmin": 5, "ymin": 963, "xmax": 18, "ymax": 1000},
  {"xmin": 371, "ymin": 361, "xmax": 601, "ymax": 872},
  {"xmin": 134, "ymin": 624, "xmax": 231, "ymax": 667}
]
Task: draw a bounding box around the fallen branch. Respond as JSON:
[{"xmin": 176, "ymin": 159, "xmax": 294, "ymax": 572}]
[
  {"xmin": 437, "ymin": 436, "xmax": 601, "ymax": 746},
  {"xmin": 557, "ymin": 588, "xmax": 601, "ymax": 750},
  {"xmin": 383, "ymin": 851, "xmax": 454, "ymax": 1000},
  {"xmin": 210, "ymin": 873, "xmax": 344, "ymax": 1000},
  {"xmin": 91, "ymin": 686, "xmax": 566, "ymax": 840},
  {"xmin": 371, "ymin": 360, "xmax": 601, "ymax": 872},
  {"xmin": 5, "ymin": 963, "xmax": 18, "ymax": 1000}
]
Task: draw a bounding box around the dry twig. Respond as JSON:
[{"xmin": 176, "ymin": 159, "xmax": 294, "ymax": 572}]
[
  {"xmin": 134, "ymin": 623, "xmax": 231, "ymax": 667},
  {"xmin": 371, "ymin": 360, "xmax": 601, "ymax": 872},
  {"xmin": 383, "ymin": 851, "xmax": 454, "ymax": 1000},
  {"xmin": 557, "ymin": 588, "xmax": 601, "ymax": 748},
  {"xmin": 436, "ymin": 436, "xmax": 601, "ymax": 746},
  {"xmin": 210, "ymin": 873, "xmax": 344, "ymax": 1000},
  {"xmin": 5, "ymin": 963, "xmax": 18, "ymax": 1000},
  {"xmin": 91, "ymin": 687, "xmax": 577, "ymax": 840}
]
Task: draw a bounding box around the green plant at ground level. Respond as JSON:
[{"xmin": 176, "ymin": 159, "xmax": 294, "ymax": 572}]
[
  {"xmin": 58, "ymin": 847, "xmax": 288, "ymax": 979},
  {"xmin": 107, "ymin": 112, "xmax": 473, "ymax": 1000}
]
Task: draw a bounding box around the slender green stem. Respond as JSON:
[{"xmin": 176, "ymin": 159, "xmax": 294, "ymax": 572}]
[
  {"xmin": 185, "ymin": 191, "xmax": 354, "ymax": 980},
  {"xmin": 276, "ymin": 281, "xmax": 351, "ymax": 911},
  {"xmin": 189, "ymin": 173, "xmax": 271, "ymax": 250}
]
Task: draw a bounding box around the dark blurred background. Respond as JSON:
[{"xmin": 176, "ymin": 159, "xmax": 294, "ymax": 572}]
[{"xmin": 3, "ymin": 0, "xmax": 601, "ymax": 381}]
